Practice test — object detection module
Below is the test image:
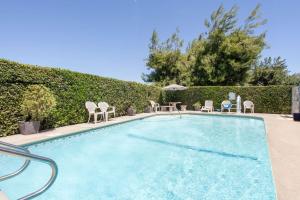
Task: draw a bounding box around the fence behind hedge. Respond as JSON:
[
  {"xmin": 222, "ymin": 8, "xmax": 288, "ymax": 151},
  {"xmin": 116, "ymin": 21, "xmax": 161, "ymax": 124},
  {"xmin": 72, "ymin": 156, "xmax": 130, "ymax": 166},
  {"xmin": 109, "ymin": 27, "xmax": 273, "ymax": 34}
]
[
  {"xmin": 0, "ymin": 59, "xmax": 161, "ymax": 137},
  {"xmin": 164, "ymin": 86, "xmax": 292, "ymax": 114}
]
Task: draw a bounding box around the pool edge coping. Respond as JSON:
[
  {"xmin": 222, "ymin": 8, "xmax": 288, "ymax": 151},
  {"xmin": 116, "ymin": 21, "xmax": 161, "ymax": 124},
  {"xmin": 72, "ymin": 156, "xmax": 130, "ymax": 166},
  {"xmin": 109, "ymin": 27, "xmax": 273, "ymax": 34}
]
[
  {"xmin": 18, "ymin": 111, "xmax": 265, "ymax": 147},
  {"xmin": 0, "ymin": 111, "xmax": 267, "ymax": 147}
]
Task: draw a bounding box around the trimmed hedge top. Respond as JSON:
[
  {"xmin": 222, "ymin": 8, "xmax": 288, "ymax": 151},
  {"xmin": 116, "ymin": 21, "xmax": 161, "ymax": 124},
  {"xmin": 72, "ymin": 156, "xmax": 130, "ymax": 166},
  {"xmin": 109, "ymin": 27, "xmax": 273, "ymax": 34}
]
[{"xmin": 0, "ymin": 59, "xmax": 161, "ymax": 136}]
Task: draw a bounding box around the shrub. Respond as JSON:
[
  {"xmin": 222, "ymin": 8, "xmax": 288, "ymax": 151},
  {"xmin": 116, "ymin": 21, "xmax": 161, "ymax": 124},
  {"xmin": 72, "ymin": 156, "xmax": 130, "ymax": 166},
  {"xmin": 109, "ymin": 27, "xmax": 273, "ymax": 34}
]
[
  {"xmin": 0, "ymin": 59, "xmax": 161, "ymax": 136},
  {"xmin": 21, "ymin": 85, "xmax": 56, "ymax": 121},
  {"xmin": 193, "ymin": 101, "xmax": 202, "ymax": 110},
  {"xmin": 0, "ymin": 59, "xmax": 293, "ymax": 137},
  {"xmin": 165, "ymin": 86, "xmax": 292, "ymax": 114}
]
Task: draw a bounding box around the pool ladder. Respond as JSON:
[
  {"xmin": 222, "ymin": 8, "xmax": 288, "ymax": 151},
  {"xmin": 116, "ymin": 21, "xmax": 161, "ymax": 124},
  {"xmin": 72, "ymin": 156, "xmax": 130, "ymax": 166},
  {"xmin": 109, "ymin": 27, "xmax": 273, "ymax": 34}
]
[{"xmin": 0, "ymin": 141, "xmax": 58, "ymax": 200}]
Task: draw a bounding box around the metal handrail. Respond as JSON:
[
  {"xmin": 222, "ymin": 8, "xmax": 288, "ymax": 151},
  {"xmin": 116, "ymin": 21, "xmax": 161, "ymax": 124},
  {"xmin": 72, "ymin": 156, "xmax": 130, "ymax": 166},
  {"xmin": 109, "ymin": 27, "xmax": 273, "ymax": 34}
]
[
  {"xmin": 0, "ymin": 145, "xmax": 58, "ymax": 200},
  {"xmin": 172, "ymin": 106, "xmax": 182, "ymax": 119},
  {"xmin": 177, "ymin": 109, "xmax": 182, "ymax": 118},
  {"xmin": 0, "ymin": 141, "xmax": 31, "ymax": 182}
]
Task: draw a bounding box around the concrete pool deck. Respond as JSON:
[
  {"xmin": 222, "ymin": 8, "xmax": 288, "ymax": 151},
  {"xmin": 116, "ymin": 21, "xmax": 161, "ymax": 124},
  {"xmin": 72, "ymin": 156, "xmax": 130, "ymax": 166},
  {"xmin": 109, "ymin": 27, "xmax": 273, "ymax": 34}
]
[{"xmin": 0, "ymin": 111, "xmax": 299, "ymax": 200}]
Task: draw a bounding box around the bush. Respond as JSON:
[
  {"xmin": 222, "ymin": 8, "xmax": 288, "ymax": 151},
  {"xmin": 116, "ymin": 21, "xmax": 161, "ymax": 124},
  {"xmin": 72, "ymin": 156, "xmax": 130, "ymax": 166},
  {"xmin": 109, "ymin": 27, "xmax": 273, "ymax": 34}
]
[
  {"xmin": 165, "ymin": 86, "xmax": 292, "ymax": 114},
  {"xmin": 21, "ymin": 85, "xmax": 57, "ymax": 121},
  {"xmin": 0, "ymin": 59, "xmax": 161, "ymax": 136},
  {"xmin": 0, "ymin": 59, "xmax": 293, "ymax": 137},
  {"xmin": 193, "ymin": 101, "xmax": 202, "ymax": 110}
]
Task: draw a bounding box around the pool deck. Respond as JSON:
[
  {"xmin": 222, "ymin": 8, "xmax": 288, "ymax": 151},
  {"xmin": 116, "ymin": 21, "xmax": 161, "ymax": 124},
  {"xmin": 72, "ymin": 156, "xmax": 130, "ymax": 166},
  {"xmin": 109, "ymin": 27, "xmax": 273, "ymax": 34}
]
[{"xmin": 1, "ymin": 111, "xmax": 299, "ymax": 200}]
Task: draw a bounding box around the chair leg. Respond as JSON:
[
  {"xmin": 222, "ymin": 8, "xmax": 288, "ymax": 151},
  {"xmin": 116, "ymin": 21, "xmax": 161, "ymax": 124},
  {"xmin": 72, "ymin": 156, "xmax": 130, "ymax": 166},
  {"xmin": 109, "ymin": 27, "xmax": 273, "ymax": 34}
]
[
  {"xmin": 94, "ymin": 114, "xmax": 97, "ymax": 124},
  {"xmin": 88, "ymin": 114, "xmax": 91, "ymax": 123}
]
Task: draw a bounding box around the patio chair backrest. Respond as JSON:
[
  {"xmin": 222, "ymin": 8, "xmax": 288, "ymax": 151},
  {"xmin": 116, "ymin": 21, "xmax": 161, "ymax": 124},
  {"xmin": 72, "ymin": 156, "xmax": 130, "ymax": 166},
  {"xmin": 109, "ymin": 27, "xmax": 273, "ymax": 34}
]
[
  {"xmin": 228, "ymin": 92, "xmax": 236, "ymax": 101},
  {"xmin": 222, "ymin": 100, "xmax": 231, "ymax": 105},
  {"xmin": 98, "ymin": 102, "xmax": 109, "ymax": 112},
  {"xmin": 222, "ymin": 100, "xmax": 232, "ymax": 108},
  {"xmin": 149, "ymin": 100, "xmax": 155, "ymax": 108},
  {"xmin": 243, "ymin": 100, "xmax": 254, "ymax": 108},
  {"xmin": 85, "ymin": 101, "xmax": 97, "ymax": 113},
  {"xmin": 205, "ymin": 100, "xmax": 213, "ymax": 108}
]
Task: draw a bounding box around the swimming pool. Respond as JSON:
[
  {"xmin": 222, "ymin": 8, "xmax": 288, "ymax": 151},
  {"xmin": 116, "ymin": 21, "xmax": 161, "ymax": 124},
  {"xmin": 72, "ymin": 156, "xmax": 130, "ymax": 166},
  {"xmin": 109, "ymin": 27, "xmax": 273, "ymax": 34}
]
[{"xmin": 0, "ymin": 114, "xmax": 276, "ymax": 199}]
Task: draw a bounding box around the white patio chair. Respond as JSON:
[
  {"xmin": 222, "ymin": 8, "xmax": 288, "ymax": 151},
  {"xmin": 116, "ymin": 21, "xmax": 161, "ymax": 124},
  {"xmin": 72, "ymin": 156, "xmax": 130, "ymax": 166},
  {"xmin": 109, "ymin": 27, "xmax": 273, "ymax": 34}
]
[
  {"xmin": 98, "ymin": 102, "xmax": 116, "ymax": 121},
  {"xmin": 201, "ymin": 100, "xmax": 214, "ymax": 112},
  {"xmin": 149, "ymin": 100, "xmax": 160, "ymax": 112},
  {"xmin": 85, "ymin": 101, "xmax": 104, "ymax": 123},
  {"xmin": 221, "ymin": 100, "xmax": 232, "ymax": 112},
  {"xmin": 243, "ymin": 100, "xmax": 255, "ymax": 113}
]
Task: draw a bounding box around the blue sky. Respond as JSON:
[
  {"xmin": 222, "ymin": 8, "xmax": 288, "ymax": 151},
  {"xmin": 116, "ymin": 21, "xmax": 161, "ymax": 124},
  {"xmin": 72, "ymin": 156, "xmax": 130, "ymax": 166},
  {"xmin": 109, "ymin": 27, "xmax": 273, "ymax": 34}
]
[{"xmin": 1, "ymin": 0, "xmax": 299, "ymax": 82}]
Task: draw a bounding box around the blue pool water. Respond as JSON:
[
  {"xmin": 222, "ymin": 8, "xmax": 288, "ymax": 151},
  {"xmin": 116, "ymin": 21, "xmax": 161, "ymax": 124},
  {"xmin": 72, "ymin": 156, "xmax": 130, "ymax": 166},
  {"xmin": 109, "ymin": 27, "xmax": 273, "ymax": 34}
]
[{"xmin": 0, "ymin": 115, "xmax": 276, "ymax": 199}]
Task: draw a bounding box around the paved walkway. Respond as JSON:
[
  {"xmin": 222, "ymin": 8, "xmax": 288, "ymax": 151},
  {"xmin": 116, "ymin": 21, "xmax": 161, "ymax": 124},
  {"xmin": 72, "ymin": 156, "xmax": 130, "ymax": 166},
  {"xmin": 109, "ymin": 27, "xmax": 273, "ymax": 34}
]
[
  {"xmin": 1, "ymin": 111, "xmax": 299, "ymax": 200},
  {"xmin": 261, "ymin": 114, "xmax": 300, "ymax": 200},
  {"xmin": 0, "ymin": 113, "xmax": 156, "ymax": 145}
]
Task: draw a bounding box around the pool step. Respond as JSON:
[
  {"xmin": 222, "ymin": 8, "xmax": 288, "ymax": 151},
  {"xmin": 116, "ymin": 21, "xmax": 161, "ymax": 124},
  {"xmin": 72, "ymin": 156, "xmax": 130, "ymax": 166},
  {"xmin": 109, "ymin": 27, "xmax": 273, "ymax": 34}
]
[{"xmin": 0, "ymin": 191, "xmax": 9, "ymax": 200}]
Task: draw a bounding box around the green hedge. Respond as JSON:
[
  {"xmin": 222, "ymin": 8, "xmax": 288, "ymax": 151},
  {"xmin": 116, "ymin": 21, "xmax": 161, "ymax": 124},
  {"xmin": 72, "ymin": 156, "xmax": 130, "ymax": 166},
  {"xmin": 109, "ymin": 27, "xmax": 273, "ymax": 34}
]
[
  {"xmin": 0, "ymin": 59, "xmax": 161, "ymax": 137},
  {"xmin": 164, "ymin": 86, "xmax": 292, "ymax": 114},
  {"xmin": 0, "ymin": 59, "xmax": 293, "ymax": 137}
]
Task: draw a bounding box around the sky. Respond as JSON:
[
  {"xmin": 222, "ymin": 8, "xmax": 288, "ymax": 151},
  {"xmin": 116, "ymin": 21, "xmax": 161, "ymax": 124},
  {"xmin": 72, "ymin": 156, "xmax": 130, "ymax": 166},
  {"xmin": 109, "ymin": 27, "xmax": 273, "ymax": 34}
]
[{"xmin": 0, "ymin": 0, "xmax": 299, "ymax": 82}]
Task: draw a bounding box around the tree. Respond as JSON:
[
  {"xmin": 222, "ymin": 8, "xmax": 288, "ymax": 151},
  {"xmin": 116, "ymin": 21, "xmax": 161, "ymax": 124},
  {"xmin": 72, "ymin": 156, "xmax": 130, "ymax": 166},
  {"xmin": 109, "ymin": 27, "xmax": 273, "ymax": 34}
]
[
  {"xmin": 189, "ymin": 4, "xmax": 266, "ymax": 85},
  {"xmin": 143, "ymin": 4, "xmax": 267, "ymax": 86},
  {"xmin": 250, "ymin": 57, "xmax": 287, "ymax": 85},
  {"xmin": 287, "ymin": 73, "xmax": 300, "ymax": 85},
  {"xmin": 142, "ymin": 29, "xmax": 192, "ymax": 86},
  {"xmin": 250, "ymin": 57, "xmax": 300, "ymax": 85}
]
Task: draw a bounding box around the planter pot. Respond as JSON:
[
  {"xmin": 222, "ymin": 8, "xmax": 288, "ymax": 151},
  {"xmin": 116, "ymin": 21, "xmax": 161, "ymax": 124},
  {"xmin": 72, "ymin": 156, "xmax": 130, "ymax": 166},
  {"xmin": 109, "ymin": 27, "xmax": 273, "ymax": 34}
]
[
  {"xmin": 144, "ymin": 106, "xmax": 151, "ymax": 113},
  {"xmin": 127, "ymin": 107, "xmax": 136, "ymax": 116},
  {"xmin": 181, "ymin": 105, "xmax": 187, "ymax": 111},
  {"xmin": 293, "ymin": 113, "xmax": 300, "ymax": 121},
  {"xmin": 18, "ymin": 121, "xmax": 40, "ymax": 135}
]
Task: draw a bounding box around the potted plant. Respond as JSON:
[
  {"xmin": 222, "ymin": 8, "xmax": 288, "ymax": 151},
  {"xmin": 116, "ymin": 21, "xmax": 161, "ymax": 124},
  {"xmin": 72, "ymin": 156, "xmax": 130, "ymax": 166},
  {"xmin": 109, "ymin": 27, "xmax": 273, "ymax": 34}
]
[
  {"xmin": 127, "ymin": 105, "xmax": 136, "ymax": 116},
  {"xmin": 19, "ymin": 85, "xmax": 57, "ymax": 135},
  {"xmin": 193, "ymin": 101, "xmax": 202, "ymax": 111}
]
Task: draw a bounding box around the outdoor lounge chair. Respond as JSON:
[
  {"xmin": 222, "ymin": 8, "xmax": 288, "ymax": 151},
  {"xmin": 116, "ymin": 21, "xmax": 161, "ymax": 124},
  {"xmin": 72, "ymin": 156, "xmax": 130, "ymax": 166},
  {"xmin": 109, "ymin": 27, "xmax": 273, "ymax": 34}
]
[
  {"xmin": 85, "ymin": 101, "xmax": 105, "ymax": 123},
  {"xmin": 221, "ymin": 100, "xmax": 232, "ymax": 112},
  {"xmin": 149, "ymin": 100, "xmax": 160, "ymax": 112},
  {"xmin": 98, "ymin": 102, "xmax": 116, "ymax": 121},
  {"xmin": 243, "ymin": 100, "xmax": 255, "ymax": 113},
  {"xmin": 201, "ymin": 100, "xmax": 214, "ymax": 112}
]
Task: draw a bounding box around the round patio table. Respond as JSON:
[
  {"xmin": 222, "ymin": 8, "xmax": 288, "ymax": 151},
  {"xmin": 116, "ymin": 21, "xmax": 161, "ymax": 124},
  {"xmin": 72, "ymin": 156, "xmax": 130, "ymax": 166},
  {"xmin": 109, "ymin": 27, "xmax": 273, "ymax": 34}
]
[{"xmin": 168, "ymin": 102, "xmax": 182, "ymax": 111}]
